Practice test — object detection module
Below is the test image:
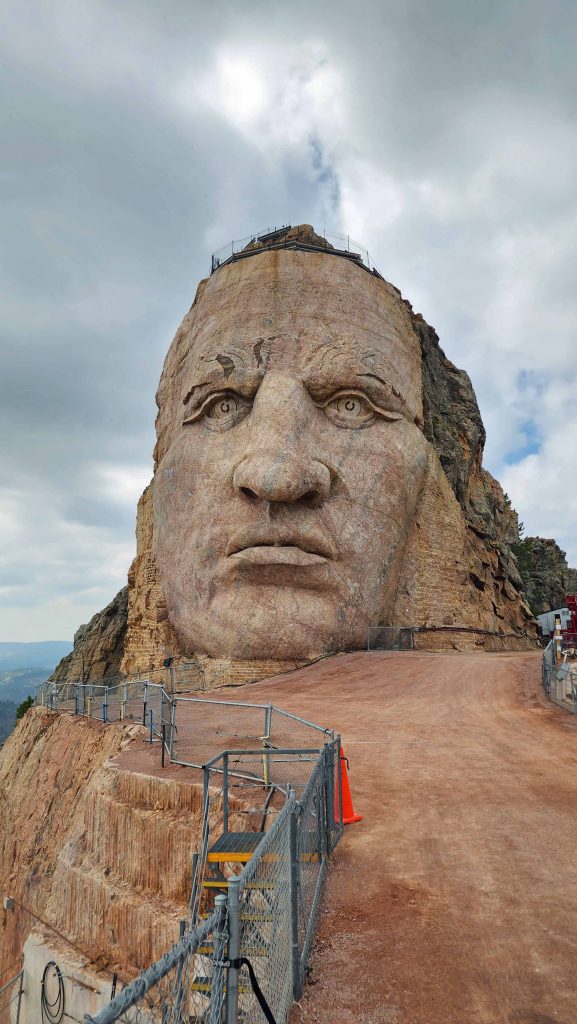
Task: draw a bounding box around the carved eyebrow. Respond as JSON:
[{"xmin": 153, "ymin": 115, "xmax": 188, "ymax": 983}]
[
  {"xmin": 302, "ymin": 366, "xmax": 410, "ymax": 415},
  {"xmin": 356, "ymin": 373, "xmax": 413, "ymax": 417},
  {"xmin": 183, "ymin": 367, "xmax": 263, "ymax": 407}
]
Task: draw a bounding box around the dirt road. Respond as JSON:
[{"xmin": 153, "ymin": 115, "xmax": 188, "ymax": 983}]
[{"xmin": 118, "ymin": 651, "xmax": 577, "ymax": 1023}]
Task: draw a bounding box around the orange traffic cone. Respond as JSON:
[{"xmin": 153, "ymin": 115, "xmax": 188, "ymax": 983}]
[{"xmin": 335, "ymin": 746, "xmax": 363, "ymax": 824}]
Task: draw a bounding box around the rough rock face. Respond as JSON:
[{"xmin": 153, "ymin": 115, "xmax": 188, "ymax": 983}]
[
  {"xmin": 410, "ymin": 310, "xmax": 533, "ymax": 637},
  {"xmin": 0, "ymin": 709, "xmax": 205, "ymax": 980},
  {"xmin": 512, "ymin": 536, "xmax": 577, "ymax": 615},
  {"xmin": 53, "ymin": 225, "xmax": 539, "ymax": 682},
  {"xmin": 50, "ymin": 588, "xmax": 128, "ymax": 683}
]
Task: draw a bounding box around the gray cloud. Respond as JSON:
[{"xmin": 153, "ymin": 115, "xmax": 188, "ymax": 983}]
[{"xmin": 1, "ymin": 0, "xmax": 576, "ymax": 638}]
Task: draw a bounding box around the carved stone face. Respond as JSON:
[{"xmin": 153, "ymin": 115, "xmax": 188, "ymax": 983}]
[{"xmin": 153, "ymin": 251, "xmax": 430, "ymax": 659}]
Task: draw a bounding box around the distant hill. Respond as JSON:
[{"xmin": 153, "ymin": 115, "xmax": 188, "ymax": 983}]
[
  {"xmin": 0, "ymin": 701, "xmax": 17, "ymax": 745},
  {"xmin": 0, "ymin": 667, "xmax": 56, "ymax": 703},
  {"xmin": 0, "ymin": 642, "xmax": 73, "ymax": 709},
  {"xmin": 0, "ymin": 641, "xmax": 72, "ymax": 672}
]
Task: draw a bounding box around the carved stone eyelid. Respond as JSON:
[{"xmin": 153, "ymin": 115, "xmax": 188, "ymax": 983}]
[
  {"xmin": 182, "ymin": 390, "xmax": 251, "ymax": 425},
  {"xmin": 314, "ymin": 389, "xmax": 403, "ymax": 421}
]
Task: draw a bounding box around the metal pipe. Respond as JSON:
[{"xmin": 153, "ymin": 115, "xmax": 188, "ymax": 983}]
[
  {"xmin": 209, "ymin": 894, "xmax": 228, "ymax": 1024},
  {"xmin": 84, "ymin": 911, "xmax": 221, "ymax": 1024},
  {"xmin": 225, "ymin": 878, "xmax": 241, "ymax": 1024},
  {"xmin": 223, "ymin": 752, "xmax": 229, "ymax": 833},
  {"xmin": 289, "ymin": 795, "xmax": 301, "ymax": 999}
]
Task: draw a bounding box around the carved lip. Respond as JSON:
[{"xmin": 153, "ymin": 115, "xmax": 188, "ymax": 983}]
[{"xmin": 226, "ymin": 527, "xmax": 334, "ymax": 565}]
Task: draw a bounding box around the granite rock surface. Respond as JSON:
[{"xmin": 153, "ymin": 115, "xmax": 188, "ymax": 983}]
[{"xmin": 53, "ymin": 227, "xmax": 539, "ymax": 682}]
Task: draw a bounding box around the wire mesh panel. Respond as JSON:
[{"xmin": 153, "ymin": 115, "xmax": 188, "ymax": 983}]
[
  {"xmin": 324, "ymin": 739, "xmax": 343, "ymax": 855},
  {"xmin": 542, "ymin": 640, "xmax": 555, "ymax": 695},
  {"xmin": 173, "ymin": 661, "xmax": 205, "ymax": 692},
  {"xmin": 293, "ymin": 756, "xmax": 328, "ymax": 994},
  {"xmin": 84, "ymin": 904, "xmax": 227, "ymax": 1024},
  {"xmin": 235, "ymin": 803, "xmax": 295, "ymax": 1024},
  {"xmin": 0, "ymin": 969, "xmax": 23, "ymax": 1024},
  {"xmin": 171, "ymin": 699, "xmax": 269, "ymax": 768},
  {"xmin": 367, "ymin": 626, "xmax": 414, "ymax": 650}
]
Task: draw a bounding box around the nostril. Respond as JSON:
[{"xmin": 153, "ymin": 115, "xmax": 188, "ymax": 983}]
[
  {"xmin": 300, "ymin": 490, "xmax": 319, "ymax": 507},
  {"xmin": 240, "ymin": 486, "xmax": 258, "ymax": 500}
]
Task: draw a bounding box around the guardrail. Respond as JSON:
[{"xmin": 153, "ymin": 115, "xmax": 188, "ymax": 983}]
[
  {"xmin": 542, "ymin": 639, "xmax": 577, "ymax": 713},
  {"xmin": 84, "ymin": 740, "xmax": 342, "ymax": 1024},
  {"xmin": 36, "ymin": 683, "xmax": 334, "ymax": 779},
  {"xmin": 0, "ymin": 965, "xmax": 23, "ymax": 1024}
]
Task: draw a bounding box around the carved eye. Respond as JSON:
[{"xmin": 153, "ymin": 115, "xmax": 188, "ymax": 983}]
[
  {"xmin": 319, "ymin": 390, "xmax": 403, "ymax": 429},
  {"xmin": 321, "ymin": 392, "xmax": 376, "ymax": 428},
  {"xmin": 183, "ymin": 391, "xmax": 251, "ymax": 430}
]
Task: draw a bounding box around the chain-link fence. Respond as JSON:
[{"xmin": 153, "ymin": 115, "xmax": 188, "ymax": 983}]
[
  {"xmin": 367, "ymin": 626, "xmax": 414, "ymax": 650},
  {"xmin": 84, "ymin": 901, "xmax": 227, "ymax": 1024},
  {"xmin": 85, "ymin": 741, "xmax": 342, "ymax": 1024},
  {"xmin": 542, "ymin": 639, "xmax": 577, "ymax": 713},
  {"xmin": 0, "ymin": 967, "xmax": 23, "ymax": 1024},
  {"xmin": 170, "ymin": 698, "xmax": 332, "ymax": 778}
]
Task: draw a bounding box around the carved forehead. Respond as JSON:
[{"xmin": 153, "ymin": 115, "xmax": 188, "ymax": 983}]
[
  {"xmin": 184, "ymin": 251, "xmax": 422, "ymax": 405},
  {"xmin": 155, "ymin": 250, "xmax": 424, "ymax": 460}
]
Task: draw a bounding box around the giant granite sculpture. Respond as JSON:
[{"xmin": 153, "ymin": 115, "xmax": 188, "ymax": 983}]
[{"xmin": 53, "ymin": 226, "xmax": 537, "ymax": 684}]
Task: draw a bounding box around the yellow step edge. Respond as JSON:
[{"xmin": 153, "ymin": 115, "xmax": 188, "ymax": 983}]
[{"xmin": 207, "ymin": 852, "xmax": 253, "ymax": 864}]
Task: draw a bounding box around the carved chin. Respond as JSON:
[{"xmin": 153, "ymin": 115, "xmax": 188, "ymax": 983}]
[{"xmin": 165, "ymin": 567, "xmax": 402, "ymax": 661}]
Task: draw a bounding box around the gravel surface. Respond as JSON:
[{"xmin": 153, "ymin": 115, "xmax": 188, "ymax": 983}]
[{"xmin": 118, "ymin": 650, "xmax": 577, "ymax": 1023}]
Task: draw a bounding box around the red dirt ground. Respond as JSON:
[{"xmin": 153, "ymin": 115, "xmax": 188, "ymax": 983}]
[{"xmin": 116, "ymin": 651, "xmax": 577, "ymax": 1024}]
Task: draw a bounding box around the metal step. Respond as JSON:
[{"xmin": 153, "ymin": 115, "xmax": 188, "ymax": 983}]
[
  {"xmin": 197, "ymin": 944, "xmax": 268, "ymax": 957},
  {"xmin": 207, "ymin": 831, "xmax": 263, "ymax": 864},
  {"xmin": 202, "ymin": 875, "xmax": 274, "ymax": 890},
  {"xmin": 191, "ymin": 976, "xmax": 250, "ymax": 994}
]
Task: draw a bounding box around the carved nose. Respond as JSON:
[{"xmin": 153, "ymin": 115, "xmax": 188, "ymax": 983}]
[{"xmin": 233, "ymin": 456, "xmax": 331, "ymax": 508}]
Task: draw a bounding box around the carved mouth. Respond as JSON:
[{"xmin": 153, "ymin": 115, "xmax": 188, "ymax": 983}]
[{"xmin": 226, "ymin": 529, "xmax": 334, "ymax": 566}]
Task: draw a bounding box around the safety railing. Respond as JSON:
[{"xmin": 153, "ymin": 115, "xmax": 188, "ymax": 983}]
[
  {"xmin": 35, "ymin": 679, "xmax": 172, "ymax": 742},
  {"xmin": 169, "ymin": 696, "xmax": 333, "ymax": 772},
  {"xmin": 0, "ymin": 966, "xmax": 23, "ymax": 1024},
  {"xmin": 34, "ymin": 681, "xmax": 335, "ymax": 792},
  {"xmin": 542, "ymin": 639, "xmax": 577, "ymax": 713},
  {"xmin": 209, "ymin": 225, "xmax": 382, "ymax": 278},
  {"xmin": 84, "ymin": 902, "xmax": 227, "ymax": 1024},
  {"xmin": 85, "ymin": 740, "xmax": 342, "ymax": 1024}
]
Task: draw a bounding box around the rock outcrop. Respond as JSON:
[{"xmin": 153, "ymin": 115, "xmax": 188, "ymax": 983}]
[
  {"xmin": 0, "ymin": 709, "xmax": 204, "ymax": 981},
  {"xmin": 511, "ymin": 536, "xmax": 577, "ymax": 615},
  {"xmin": 50, "ymin": 588, "xmax": 128, "ymax": 683}
]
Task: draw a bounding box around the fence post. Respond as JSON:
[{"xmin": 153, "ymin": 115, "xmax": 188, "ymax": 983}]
[
  {"xmin": 15, "ymin": 968, "xmax": 23, "ymax": 1024},
  {"xmin": 103, "ymin": 689, "xmax": 108, "ymax": 723},
  {"xmin": 324, "ymin": 743, "xmax": 335, "ymax": 852},
  {"xmin": 289, "ymin": 795, "xmax": 302, "ymax": 999},
  {"xmin": 263, "ymin": 705, "xmax": 272, "ymax": 787},
  {"xmin": 225, "ymin": 878, "xmax": 241, "ymax": 1024},
  {"xmin": 143, "ymin": 682, "xmax": 148, "ymax": 726},
  {"xmin": 190, "ymin": 851, "xmax": 199, "ymax": 917},
  {"xmin": 209, "ymin": 894, "xmax": 228, "ymax": 1024},
  {"xmin": 223, "ymin": 753, "xmax": 229, "ymax": 833},
  {"xmin": 74, "ymin": 685, "xmax": 78, "ymax": 716},
  {"xmin": 172, "ymin": 919, "xmax": 187, "ymax": 1020},
  {"xmin": 169, "ymin": 700, "xmax": 176, "ymax": 760},
  {"xmin": 148, "ymin": 709, "xmax": 153, "ymax": 743}
]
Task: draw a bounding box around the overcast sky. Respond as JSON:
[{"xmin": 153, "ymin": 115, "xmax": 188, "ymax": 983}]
[{"xmin": 1, "ymin": 0, "xmax": 576, "ymax": 641}]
